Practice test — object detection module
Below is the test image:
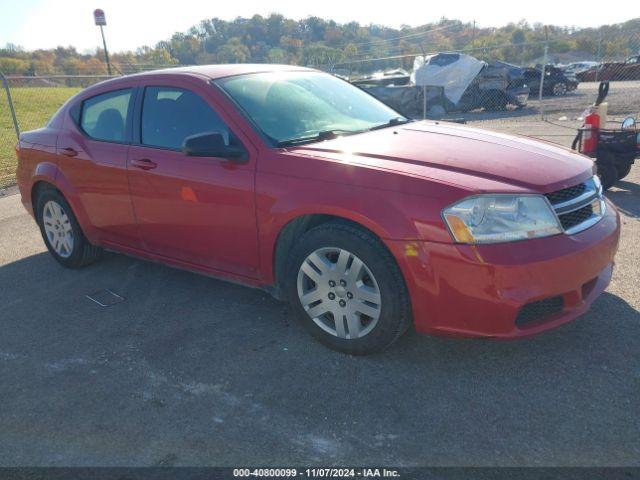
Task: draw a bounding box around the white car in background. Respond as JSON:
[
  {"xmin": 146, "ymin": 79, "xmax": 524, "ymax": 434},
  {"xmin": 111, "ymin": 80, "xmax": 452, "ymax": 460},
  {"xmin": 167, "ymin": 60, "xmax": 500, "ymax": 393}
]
[{"xmin": 563, "ymin": 61, "xmax": 600, "ymax": 76}]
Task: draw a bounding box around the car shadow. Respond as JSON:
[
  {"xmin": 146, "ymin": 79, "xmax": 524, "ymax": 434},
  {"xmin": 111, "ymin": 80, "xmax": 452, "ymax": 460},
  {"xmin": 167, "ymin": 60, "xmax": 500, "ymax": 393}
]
[
  {"xmin": 607, "ymin": 179, "xmax": 640, "ymax": 218},
  {"xmin": 389, "ymin": 291, "xmax": 640, "ymax": 364},
  {"xmin": 1, "ymin": 249, "xmax": 638, "ymax": 370},
  {"xmin": 1, "ymin": 250, "xmax": 639, "ymax": 465}
]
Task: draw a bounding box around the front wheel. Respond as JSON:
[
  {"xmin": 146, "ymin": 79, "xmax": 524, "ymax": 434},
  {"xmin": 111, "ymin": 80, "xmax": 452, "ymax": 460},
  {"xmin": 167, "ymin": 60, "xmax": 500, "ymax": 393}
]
[
  {"xmin": 286, "ymin": 223, "xmax": 412, "ymax": 355},
  {"xmin": 596, "ymin": 162, "xmax": 618, "ymax": 190}
]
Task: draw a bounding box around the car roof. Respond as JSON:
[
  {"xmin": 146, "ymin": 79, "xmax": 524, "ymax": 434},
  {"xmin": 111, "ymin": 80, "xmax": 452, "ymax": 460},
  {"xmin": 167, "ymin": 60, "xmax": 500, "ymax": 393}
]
[
  {"xmin": 81, "ymin": 64, "xmax": 319, "ymax": 93},
  {"xmin": 128, "ymin": 63, "xmax": 316, "ymax": 81}
]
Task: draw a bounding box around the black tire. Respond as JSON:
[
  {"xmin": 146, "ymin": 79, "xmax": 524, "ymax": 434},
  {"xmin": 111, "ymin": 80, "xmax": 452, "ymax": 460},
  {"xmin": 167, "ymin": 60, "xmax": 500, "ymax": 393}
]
[
  {"xmin": 285, "ymin": 223, "xmax": 412, "ymax": 355},
  {"xmin": 596, "ymin": 162, "xmax": 618, "ymax": 190},
  {"xmin": 616, "ymin": 163, "xmax": 633, "ymax": 180},
  {"xmin": 552, "ymin": 82, "xmax": 568, "ymax": 96},
  {"xmin": 36, "ymin": 187, "xmax": 102, "ymax": 268}
]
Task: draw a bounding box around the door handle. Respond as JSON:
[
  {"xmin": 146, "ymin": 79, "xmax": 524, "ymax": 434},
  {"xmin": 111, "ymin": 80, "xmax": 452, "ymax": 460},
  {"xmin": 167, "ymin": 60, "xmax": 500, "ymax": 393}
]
[
  {"xmin": 60, "ymin": 147, "xmax": 78, "ymax": 157},
  {"xmin": 130, "ymin": 158, "xmax": 157, "ymax": 170}
]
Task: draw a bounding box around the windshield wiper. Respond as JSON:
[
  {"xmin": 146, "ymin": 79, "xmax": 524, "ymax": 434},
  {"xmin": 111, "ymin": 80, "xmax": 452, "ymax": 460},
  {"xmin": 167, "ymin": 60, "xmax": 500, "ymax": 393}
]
[
  {"xmin": 276, "ymin": 119, "xmax": 412, "ymax": 147},
  {"xmin": 368, "ymin": 117, "xmax": 413, "ymax": 131},
  {"xmin": 277, "ymin": 129, "xmax": 359, "ymax": 147}
]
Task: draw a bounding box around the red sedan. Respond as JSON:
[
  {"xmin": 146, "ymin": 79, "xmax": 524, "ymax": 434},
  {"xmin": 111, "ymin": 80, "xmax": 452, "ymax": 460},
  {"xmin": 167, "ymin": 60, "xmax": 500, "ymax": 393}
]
[{"xmin": 16, "ymin": 65, "xmax": 620, "ymax": 354}]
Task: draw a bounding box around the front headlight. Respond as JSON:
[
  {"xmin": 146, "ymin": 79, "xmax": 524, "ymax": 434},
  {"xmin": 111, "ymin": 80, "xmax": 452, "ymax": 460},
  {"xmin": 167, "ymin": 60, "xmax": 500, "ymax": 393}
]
[{"xmin": 442, "ymin": 194, "xmax": 562, "ymax": 244}]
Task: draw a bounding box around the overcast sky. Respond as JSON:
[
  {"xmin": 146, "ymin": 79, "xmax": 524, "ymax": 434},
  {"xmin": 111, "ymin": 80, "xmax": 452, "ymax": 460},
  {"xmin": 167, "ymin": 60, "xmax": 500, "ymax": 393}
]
[{"xmin": 1, "ymin": 0, "xmax": 634, "ymax": 53}]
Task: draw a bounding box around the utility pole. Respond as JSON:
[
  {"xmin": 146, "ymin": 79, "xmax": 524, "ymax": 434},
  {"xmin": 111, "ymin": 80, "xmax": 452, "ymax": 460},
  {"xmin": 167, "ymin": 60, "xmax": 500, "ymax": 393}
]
[
  {"xmin": 93, "ymin": 9, "xmax": 112, "ymax": 75},
  {"xmin": 99, "ymin": 25, "xmax": 112, "ymax": 75},
  {"xmin": 472, "ymin": 20, "xmax": 476, "ymax": 43}
]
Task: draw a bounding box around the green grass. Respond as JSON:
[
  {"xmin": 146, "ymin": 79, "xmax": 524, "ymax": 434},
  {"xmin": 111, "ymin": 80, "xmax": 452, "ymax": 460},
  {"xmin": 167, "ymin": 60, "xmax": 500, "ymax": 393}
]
[{"xmin": 0, "ymin": 87, "xmax": 80, "ymax": 187}]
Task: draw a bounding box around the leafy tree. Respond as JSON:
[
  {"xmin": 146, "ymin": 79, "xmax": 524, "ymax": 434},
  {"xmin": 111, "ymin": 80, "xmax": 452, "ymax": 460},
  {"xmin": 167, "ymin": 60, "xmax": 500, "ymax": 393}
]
[
  {"xmin": 217, "ymin": 37, "xmax": 251, "ymax": 63},
  {"xmin": 267, "ymin": 48, "xmax": 287, "ymax": 64},
  {"xmin": 0, "ymin": 57, "xmax": 28, "ymax": 74},
  {"xmin": 0, "ymin": 14, "xmax": 638, "ymax": 76}
]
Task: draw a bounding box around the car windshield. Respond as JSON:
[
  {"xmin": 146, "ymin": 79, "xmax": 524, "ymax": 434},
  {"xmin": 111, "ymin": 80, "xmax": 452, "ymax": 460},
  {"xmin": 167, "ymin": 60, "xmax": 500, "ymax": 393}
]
[{"xmin": 216, "ymin": 71, "xmax": 408, "ymax": 146}]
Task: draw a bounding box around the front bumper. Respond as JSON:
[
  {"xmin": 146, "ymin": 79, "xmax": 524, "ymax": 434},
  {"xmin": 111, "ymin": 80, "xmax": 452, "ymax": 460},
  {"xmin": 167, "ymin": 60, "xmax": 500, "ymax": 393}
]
[
  {"xmin": 389, "ymin": 199, "xmax": 620, "ymax": 338},
  {"xmin": 506, "ymin": 86, "xmax": 529, "ymax": 107}
]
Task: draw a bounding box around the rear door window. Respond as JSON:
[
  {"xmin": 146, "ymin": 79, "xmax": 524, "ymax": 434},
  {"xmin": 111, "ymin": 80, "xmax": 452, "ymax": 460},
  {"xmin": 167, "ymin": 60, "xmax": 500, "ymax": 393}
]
[{"xmin": 80, "ymin": 89, "xmax": 132, "ymax": 143}]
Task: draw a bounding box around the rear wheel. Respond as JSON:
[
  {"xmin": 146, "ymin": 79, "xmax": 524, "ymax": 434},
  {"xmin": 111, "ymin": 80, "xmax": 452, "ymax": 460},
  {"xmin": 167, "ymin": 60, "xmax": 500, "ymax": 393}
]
[
  {"xmin": 286, "ymin": 223, "xmax": 412, "ymax": 355},
  {"xmin": 36, "ymin": 188, "xmax": 102, "ymax": 268},
  {"xmin": 552, "ymin": 82, "xmax": 568, "ymax": 96},
  {"xmin": 616, "ymin": 163, "xmax": 633, "ymax": 181}
]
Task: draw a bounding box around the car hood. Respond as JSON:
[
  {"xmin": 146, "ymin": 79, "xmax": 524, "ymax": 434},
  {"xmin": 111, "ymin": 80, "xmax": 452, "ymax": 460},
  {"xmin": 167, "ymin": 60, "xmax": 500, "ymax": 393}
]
[
  {"xmin": 286, "ymin": 121, "xmax": 593, "ymax": 193},
  {"xmin": 487, "ymin": 61, "xmax": 525, "ymax": 82}
]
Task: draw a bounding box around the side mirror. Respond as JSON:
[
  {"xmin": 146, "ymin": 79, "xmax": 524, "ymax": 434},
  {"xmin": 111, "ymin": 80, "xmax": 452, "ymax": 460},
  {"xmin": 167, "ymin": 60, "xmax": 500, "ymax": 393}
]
[
  {"xmin": 621, "ymin": 117, "xmax": 636, "ymax": 130},
  {"xmin": 182, "ymin": 131, "xmax": 247, "ymax": 161}
]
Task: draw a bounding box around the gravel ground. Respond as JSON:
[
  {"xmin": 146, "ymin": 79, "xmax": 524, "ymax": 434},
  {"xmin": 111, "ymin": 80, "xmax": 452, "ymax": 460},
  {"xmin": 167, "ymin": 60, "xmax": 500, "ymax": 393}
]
[
  {"xmin": 0, "ymin": 120, "xmax": 638, "ymax": 467},
  {"xmin": 442, "ymin": 80, "xmax": 640, "ymax": 146}
]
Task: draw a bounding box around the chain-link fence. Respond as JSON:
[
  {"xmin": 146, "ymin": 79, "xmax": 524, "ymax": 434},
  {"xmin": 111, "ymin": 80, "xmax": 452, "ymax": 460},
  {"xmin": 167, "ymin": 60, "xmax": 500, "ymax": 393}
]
[
  {"xmin": 1, "ymin": 32, "xmax": 639, "ymax": 188},
  {"xmin": 0, "ymin": 74, "xmax": 114, "ymax": 188},
  {"xmin": 0, "ymin": 62, "xmax": 192, "ymax": 188},
  {"xmin": 319, "ymin": 31, "xmax": 640, "ymax": 147}
]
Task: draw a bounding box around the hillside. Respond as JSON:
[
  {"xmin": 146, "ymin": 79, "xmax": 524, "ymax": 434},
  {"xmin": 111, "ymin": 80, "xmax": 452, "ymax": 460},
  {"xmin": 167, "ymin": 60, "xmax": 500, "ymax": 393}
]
[{"xmin": 1, "ymin": 15, "xmax": 639, "ymax": 76}]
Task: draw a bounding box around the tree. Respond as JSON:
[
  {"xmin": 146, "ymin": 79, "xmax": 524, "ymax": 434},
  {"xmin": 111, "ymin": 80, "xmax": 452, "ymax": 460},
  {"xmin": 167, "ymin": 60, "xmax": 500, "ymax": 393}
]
[
  {"xmin": 302, "ymin": 44, "xmax": 342, "ymax": 66},
  {"xmin": 343, "ymin": 43, "xmax": 358, "ymax": 61},
  {"xmin": 217, "ymin": 38, "xmax": 251, "ymax": 63},
  {"xmin": 0, "ymin": 14, "xmax": 638, "ymax": 76},
  {"xmin": 511, "ymin": 29, "xmax": 526, "ymax": 45},
  {"xmin": 0, "ymin": 57, "xmax": 28, "ymax": 74},
  {"xmin": 267, "ymin": 48, "xmax": 288, "ymax": 64}
]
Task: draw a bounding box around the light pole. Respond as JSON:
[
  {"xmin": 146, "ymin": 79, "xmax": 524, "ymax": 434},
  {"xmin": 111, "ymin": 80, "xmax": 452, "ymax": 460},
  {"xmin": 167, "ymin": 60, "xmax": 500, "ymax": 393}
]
[{"xmin": 93, "ymin": 9, "xmax": 112, "ymax": 75}]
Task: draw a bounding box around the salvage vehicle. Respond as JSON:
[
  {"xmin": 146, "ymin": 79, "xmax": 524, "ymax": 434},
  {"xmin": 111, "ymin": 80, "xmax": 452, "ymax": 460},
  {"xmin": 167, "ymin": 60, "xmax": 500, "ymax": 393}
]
[
  {"xmin": 577, "ymin": 56, "xmax": 640, "ymax": 82},
  {"xmin": 455, "ymin": 60, "xmax": 529, "ymax": 111},
  {"xmin": 351, "ymin": 69, "xmax": 411, "ymax": 87},
  {"xmin": 16, "ymin": 65, "xmax": 620, "ymax": 354},
  {"xmin": 356, "ymin": 54, "xmax": 528, "ymax": 115},
  {"xmin": 413, "ymin": 53, "xmax": 529, "ymax": 112},
  {"xmin": 524, "ymin": 65, "xmax": 578, "ymax": 96}
]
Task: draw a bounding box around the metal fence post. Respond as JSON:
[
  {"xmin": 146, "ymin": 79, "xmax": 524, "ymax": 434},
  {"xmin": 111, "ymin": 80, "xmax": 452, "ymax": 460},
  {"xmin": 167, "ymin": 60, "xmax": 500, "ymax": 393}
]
[
  {"xmin": 595, "ymin": 32, "xmax": 602, "ymax": 83},
  {"xmin": 422, "ymin": 85, "xmax": 427, "ymax": 120},
  {"xmin": 0, "ymin": 71, "xmax": 20, "ymax": 139},
  {"xmin": 538, "ymin": 44, "xmax": 548, "ymax": 120}
]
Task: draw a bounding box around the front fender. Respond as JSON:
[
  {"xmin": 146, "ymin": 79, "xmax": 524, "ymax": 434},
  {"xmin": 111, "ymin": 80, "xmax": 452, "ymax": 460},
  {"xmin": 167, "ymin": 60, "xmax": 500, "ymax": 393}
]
[{"xmin": 256, "ymin": 173, "xmax": 449, "ymax": 284}]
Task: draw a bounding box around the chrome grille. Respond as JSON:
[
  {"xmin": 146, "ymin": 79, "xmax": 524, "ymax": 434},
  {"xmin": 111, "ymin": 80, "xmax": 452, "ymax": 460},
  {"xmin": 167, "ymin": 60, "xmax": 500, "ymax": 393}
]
[
  {"xmin": 545, "ymin": 183, "xmax": 587, "ymax": 205},
  {"xmin": 559, "ymin": 204, "xmax": 594, "ymax": 230},
  {"xmin": 545, "ymin": 177, "xmax": 605, "ymax": 235}
]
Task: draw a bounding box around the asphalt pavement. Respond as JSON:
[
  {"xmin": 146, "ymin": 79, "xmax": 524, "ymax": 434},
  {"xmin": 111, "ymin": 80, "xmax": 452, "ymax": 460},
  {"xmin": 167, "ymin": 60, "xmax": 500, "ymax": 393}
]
[{"xmin": 0, "ymin": 165, "xmax": 638, "ymax": 467}]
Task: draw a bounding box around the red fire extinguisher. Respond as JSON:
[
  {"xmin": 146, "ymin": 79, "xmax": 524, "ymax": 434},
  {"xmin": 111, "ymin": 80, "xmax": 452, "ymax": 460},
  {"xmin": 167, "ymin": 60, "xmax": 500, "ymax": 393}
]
[
  {"xmin": 575, "ymin": 82, "xmax": 610, "ymax": 155},
  {"xmin": 581, "ymin": 110, "xmax": 600, "ymax": 154}
]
